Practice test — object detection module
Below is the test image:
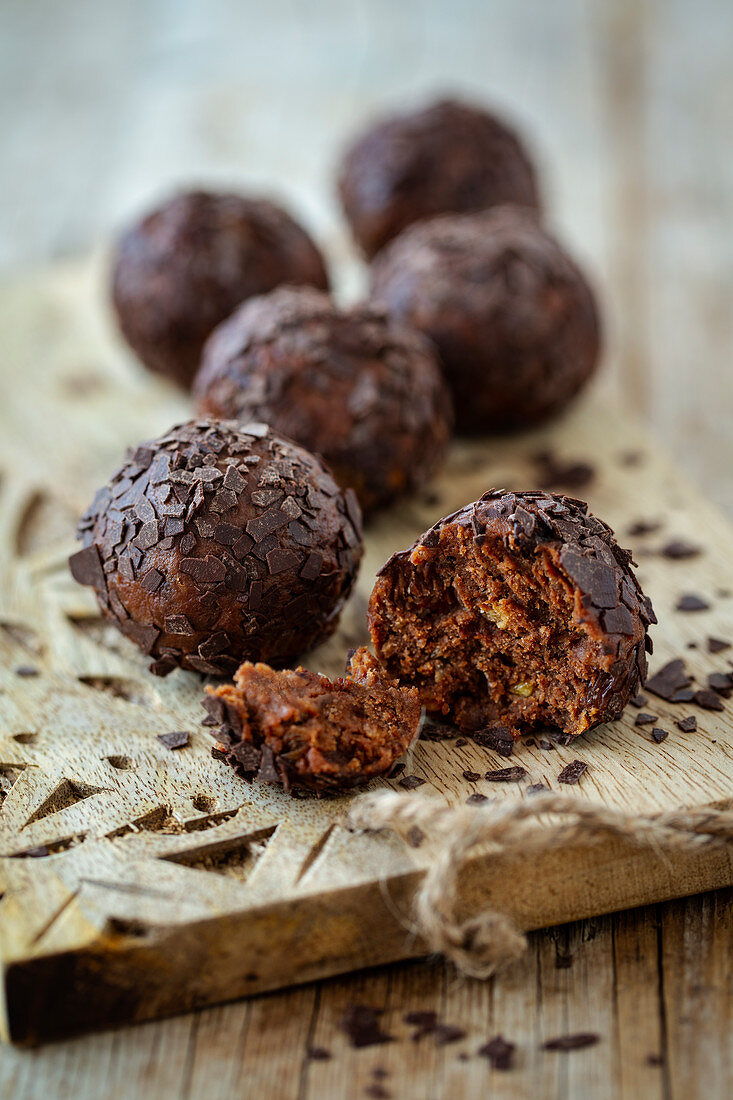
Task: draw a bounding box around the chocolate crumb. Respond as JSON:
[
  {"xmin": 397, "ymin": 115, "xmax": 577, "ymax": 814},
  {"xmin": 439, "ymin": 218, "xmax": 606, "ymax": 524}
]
[
  {"xmin": 404, "ymin": 1011, "xmax": 437, "ymax": 1028},
  {"xmin": 15, "ymin": 666, "xmax": 39, "ymax": 677},
  {"xmin": 466, "ymin": 793, "xmax": 488, "ymax": 805},
  {"xmin": 539, "ymin": 738, "xmax": 555, "ymax": 751},
  {"xmin": 646, "ymin": 659, "xmax": 691, "ymax": 701},
  {"xmin": 431, "ymin": 1024, "xmax": 467, "ymax": 1046},
  {"xmin": 399, "ymin": 774, "xmax": 426, "ymax": 790},
  {"xmin": 660, "ymin": 540, "xmax": 701, "ymax": 560},
  {"xmin": 627, "ymin": 519, "xmax": 662, "ymax": 537},
  {"xmin": 634, "ymin": 712, "xmax": 658, "ymax": 726},
  {"xmin": 676, "ymin": 594, "xmax": 710, "ymax": 612},
  {"xmin": 365, "ymin": 1086, "xmax": 391, "ymax": 1100},
  {"xmin": 455, "ymin": 737, "xmax": 468, "ymax": 747},
  {"xmin": 156, "ymin": 730, "xmax": 190, "ymax": 750},
  {"xmin": 543, "ymin": 1033, "xmax": 599, "ymax": 1051},
  {"xmin": 629, "ymin": 692, "xmax": 648, "ymax": 708},
  {"xmin": 708, "ymin": 671, "xmax": 732, "ymax": 696},
  {"xmin": 307, "ymin": 1047, "xmax": 332, "ymax": 1061},
  {"xmin": 651, "ymin": 728, "xmax": 669, "ymax": 743},
  {"xmin": 478, "ymin": 1034, "xmax": 515, "ymax": 1070},
  {"xmin": 532, "ymin": 449, "xmax": 595, "ymax": 491},
  {"xmin": 387, "ymin": 762, "xmax": 406, "ymax": 779},
  {"xmin": 557, "ymin": 760, "xmax": 587, "ymax": 785},
  {"xmin": 675, "ymin": 715, "xmax": 697, "ymax": 732},
  {"xmin": 485, "ymin": 766, "xmax": 527, "ymax": 782},
  {"xmin": 473, "ymin": 725, "xmax": 514, "ymax": 756},
  {"xmin": 527, "ymin": 783, "xmax": 548, "ymax": 794},
  {"xmin": 707, "ymin": 636, "xmax": 731, "ymax": 654},
  {"xmin": 463, "ymin": 770, "xmax": 481, "ymax": 782},
  {"xmin": 693, "ymin": 689, "xmax": 724, "ymax": 711},
  {"xmin": 340, "ymin": 1004, "xmax": 394, "ymax": 1048}
]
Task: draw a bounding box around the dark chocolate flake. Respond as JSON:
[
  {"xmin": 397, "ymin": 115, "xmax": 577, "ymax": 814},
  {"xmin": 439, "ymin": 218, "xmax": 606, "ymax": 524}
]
[
  {"xmin": 478, "ymin": 1035, "xmax": 515, "ymax": 1070},
  {"xmin": 179, "ymin": 556, "xmax": 226, "ymax": 584},
  {"xmin": 707, "ymin": 636, "xmax": 731, "ymax": 654},
  {"xmin": 634, "ymin": 712, "xmax": 658, "ymax": 727},
  {"xmin": 557, "ymin": 760, "xmax": 587, "ymax": 785},
  {"xmin": 676, "ymin": 593, "xmax": 710, "ymax": 612},
  {"xmin": 68, "ymin": 545, "xmax": 106, "ymax": 589},
  {"xmin": 661, "ymin": 539, "xmax": 702, "ymax": 560},
  {"xmin": 399, "ymin": 775, "xmax": 426, "ymax": 790},
  {"xmin": 340, "ymin": 1004, "xmax": 393, "ymax": 1049},
  {"xmin": 543, "ymin": 1033, "xmax": 599, "ymax": 1051},
  {"xmin": 485, "ymin": 766, "xmax": 526, "ymax": 782},
  {"xmin": 15, "ymin": 666, "xmax": 39, "ymax": 677},
  {"xmin": 646, "ymin": 659, "xmax": 691, "ymax": 701},
  {"xmin": 473, "ymin": 725, "xmax": 514, "ymax": 756},
  {"xmin": 300, "ymin": 551, "xmax": 323, "ymax": 581},
  {"xmin": 675, "ymin": 715, "xmax": 697, "ymax": 732},
  {"xmin": 693, "ymin": 689, "xmax": 724, "ymax": 711},
  {"xmin": 466, "ymin": 792, "xmax": 488, "ymax": 805},
  {"xmin": 157, "ymin": 730, "xmax": 190, "ymax": 750}
]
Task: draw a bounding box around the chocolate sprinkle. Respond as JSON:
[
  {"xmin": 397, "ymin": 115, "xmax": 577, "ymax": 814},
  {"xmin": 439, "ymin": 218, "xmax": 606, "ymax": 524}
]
[
  {"xmin": 399, "ymin": 775, "xmax": 426, "ymax": 790},
  {"xmin": 646, "ymin": 659, "xmax": 691, "ymax": 701},
  {"xmin": 676, "ymin": 594, "xmax": 710, "ymax": 612},
  {"xmin": 660, "ymin": 540, "xmax": 702, "ymax": 560},
  {"xmin": 473, "ymin": 725, "xmax": 514, "ymax": 757},
  {"xmin": 340, "ymin": 1004, "xmax": 393, "ymax": 1049},
  {"xmin": 543, "ymin": 1033, "xmax": 600, "ymax": 1051},
  {"xmin": 485, "ymin": 766, "xmax": 526, "ymax": 782},
  {"xmin": 156, "ymin": 730, "xmax": 190, "ymax": 750},
  {"xmin": 693, "ymin": 689, "xmax": 724, "ymax": 712},
  {"xmin": 478, "ymin": 1035, "xmax": 515, "ymax": 1070},
  {"xmin": 557, "ymin": 760, "xmax": 587, "ymax": 785}
]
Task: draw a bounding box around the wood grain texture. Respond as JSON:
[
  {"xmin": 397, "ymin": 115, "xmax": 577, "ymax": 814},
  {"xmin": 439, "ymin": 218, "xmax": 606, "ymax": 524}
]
[{"xmin": 0, "ymin": 258, "xmax": 732, "ymax": 1047}]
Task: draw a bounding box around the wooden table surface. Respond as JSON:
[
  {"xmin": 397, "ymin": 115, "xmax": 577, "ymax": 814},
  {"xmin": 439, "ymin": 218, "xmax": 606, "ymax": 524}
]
[{"xmin": 1, "ymin": 1, "xmax": 732, "ymax": 1096}]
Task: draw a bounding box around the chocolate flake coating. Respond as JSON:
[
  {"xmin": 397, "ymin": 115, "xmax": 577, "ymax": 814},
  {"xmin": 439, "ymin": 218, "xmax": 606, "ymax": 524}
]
[
  {"xmin": 368, "ymin": 489, "xmax": 655, "ymax": 738},
  {"xmin": 194, "ymin": 286, "xmax": 453, "ymax": 515},
  {"xmin": 338, "ymin": 97, "xmax": 540, "ymax": 259},
  {"xmin": 111, "ymin": 191, "xmax": 329, "ymax": 388},
  {"xmin": 70, "ymin": 419, "xmax": 362, "ymax": 675},
  {"xmin": 371, "ymin": 206, "xmax": 600, "ymax": 434},
  {"xmin": 205, "ymin": 647, "xmax": 419, "ymax": 793}
]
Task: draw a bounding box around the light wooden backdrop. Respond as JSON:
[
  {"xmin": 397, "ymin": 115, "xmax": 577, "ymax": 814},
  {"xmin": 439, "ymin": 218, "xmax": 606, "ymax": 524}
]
[{"xmin": 1, "ymin": 1, "xmax": 732, "ymax": 1097}]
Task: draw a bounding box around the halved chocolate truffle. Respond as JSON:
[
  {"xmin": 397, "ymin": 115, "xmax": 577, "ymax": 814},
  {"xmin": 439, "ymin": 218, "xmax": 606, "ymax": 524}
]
[
  {"xmin": 371, "ymin": 206, "xmax": 600, "ymax": 433},
  {"xmin": 111, "ymin": 190, "xmax": 329, "ymax": 388},
  {"xmin": 338, "ymin": 97, "xmax": 540, "ymax": 258},
  {"xmin": 69, "ymin": 419, "xmax": 362, "ymax": 676},
  {"xmin": 193, "ymin": 286, "xmax": 453, "ymax": 515},
  {"xmin": 368, "ymin": 490, "xmax": 655, "ymax": 738},
  {"xmin": 205, "ymin": 647, "xmax": 420, "ymax": 792}
]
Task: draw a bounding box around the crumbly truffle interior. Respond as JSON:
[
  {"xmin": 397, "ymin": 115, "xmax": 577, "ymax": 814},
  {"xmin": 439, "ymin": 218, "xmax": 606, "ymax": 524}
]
[
  {"xmin": 210, "ymin": 649, "xmax": 419, "ymax": 788},
  {"xmin": 374, "ymin": 529, "xmax": 611, "ymax": 736}
]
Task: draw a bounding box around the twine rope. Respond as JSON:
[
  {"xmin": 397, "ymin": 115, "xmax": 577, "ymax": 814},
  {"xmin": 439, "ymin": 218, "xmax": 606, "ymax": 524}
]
[{"xmin": 348, "ymin": 790, "xmax": 733, "ymax": 979}]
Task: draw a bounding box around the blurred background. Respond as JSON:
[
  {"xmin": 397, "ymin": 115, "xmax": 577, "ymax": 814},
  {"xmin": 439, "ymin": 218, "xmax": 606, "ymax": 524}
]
[{"xmin": 2, "ymin": 0, "xmax": 732, "ymax": 510}]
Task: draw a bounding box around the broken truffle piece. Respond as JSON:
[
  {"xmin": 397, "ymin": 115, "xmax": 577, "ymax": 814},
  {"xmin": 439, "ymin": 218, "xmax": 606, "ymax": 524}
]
[
  {"xmin": 338, "ymin": 97, "xmax": 540, "ymax": 259},
  {"xmin": 111, "ymin": 190, "xmax": 329, "ymax": 388},
  {"xmin": 70, "ymin": 419, "xmax": 362, "ymax": 676},
  {"xmin": 368, "ymin": 489, "xmax": 655, "ymax": 737},
  {"xmin": 194, "ymin": 286, "xmax": 453, "ymax": 515},
  {"xmin": 370, "ymin": 206, "xmax": 600, "ymax": 434},
  {"xmin": 205, "ymin": 648, "xmax": 420, "ymax": 792}
]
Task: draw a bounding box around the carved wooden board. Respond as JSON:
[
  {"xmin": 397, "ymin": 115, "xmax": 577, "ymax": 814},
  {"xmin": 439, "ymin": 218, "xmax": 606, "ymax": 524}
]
[{"xmin": 1, "ymin": 258, "xmax": 732, "ymax": 1045}]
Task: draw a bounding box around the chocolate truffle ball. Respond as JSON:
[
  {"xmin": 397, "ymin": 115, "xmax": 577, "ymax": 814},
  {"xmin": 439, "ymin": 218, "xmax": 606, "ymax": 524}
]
[
  {"xmin": 193, "ymin": 286, "xmax": 453, "ymax": 515},
  {"xmin": 338, "ymin": 97, "xmax": 540, "ymax": 258},
  {"xmin": 371, "ymin": 206, "xmax": 601, "ymax": 434},
  {"xmin": 111, "ymin": 191, "xmax": 330, "ymax": 388},
  {"xmin": 204, "ymin": 647, "xmax": 420, "ymax": 793},
  {"xmin": 69, "ymin": 419, "xmax": 363, "ymax": 676},
  {"xmin": 369, "ymin": 489, "xmax": 656, "ymax": 738}
]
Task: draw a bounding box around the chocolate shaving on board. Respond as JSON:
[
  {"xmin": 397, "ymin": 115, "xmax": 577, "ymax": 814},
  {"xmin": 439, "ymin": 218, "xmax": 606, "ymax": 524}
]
[
  {"xmin": 676, "ymin": 593, "xmax": 710, "ymax": 612},
  {"xmin": 543, "ymin": 1033, "xmax": 600, "ymax": 1051},
  {"xmin": 156, "ymin": 730, "xmax": 190, "ymax": 750},
  {"xmin": 478, "ymin": 1035, "xmax": 516, "ymax": 1070},
  {"xmin": 485, "ymin": 766, "xmax": 527, "ymax": 783},
  {"xmin": 340, "ymin": 1004, "xmax": 394, "ymax": 1049},
  {"xmin": 557, "ymin": 760, "xmax": 587, "ymax": 785}
]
